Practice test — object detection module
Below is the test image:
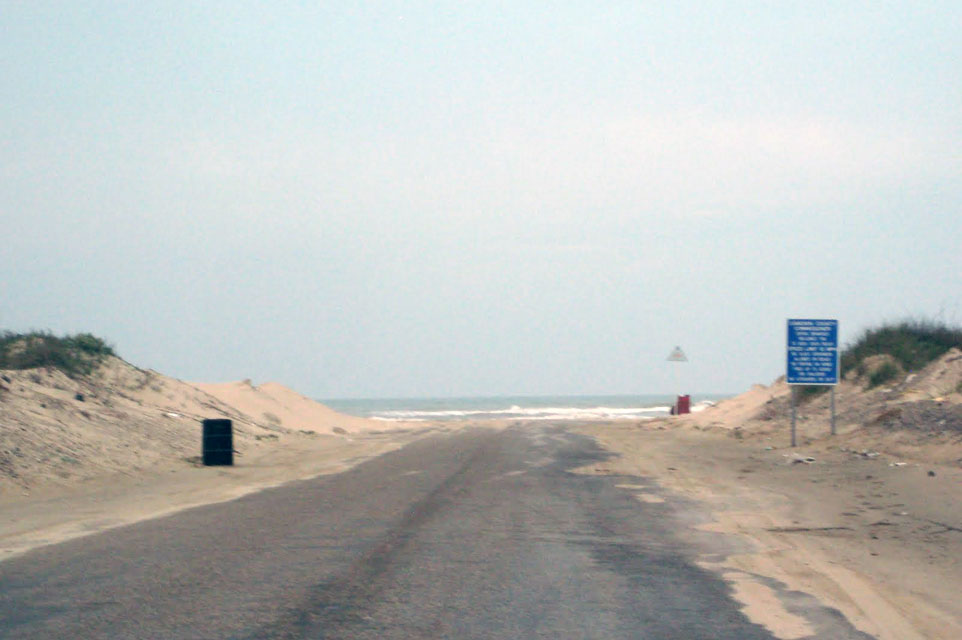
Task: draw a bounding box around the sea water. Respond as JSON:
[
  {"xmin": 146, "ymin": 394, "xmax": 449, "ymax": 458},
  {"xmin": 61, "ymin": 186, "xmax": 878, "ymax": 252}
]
[{"xmin": 322, "ymin": 395, "xmax": 728, "ymax": 422}]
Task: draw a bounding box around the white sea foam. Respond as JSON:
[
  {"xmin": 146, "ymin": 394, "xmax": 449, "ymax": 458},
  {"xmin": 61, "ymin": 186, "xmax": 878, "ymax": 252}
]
[
  {"xmin": 325, "ymin": 394, "xmax": 729, "ymax": 424},
  {"xmin": 691, "ymin": 400, "xmax": 716, "ymax": 413},
  {"xmin": 370, "ymin": 405, "xmax": 673, "ymax": 422}
]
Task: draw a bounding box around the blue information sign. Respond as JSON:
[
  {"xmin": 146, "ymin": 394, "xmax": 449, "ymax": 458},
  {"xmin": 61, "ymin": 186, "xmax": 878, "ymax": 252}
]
[{"xmin": 787, "ymin": 319, "xmax": 839, "ymax": 385}]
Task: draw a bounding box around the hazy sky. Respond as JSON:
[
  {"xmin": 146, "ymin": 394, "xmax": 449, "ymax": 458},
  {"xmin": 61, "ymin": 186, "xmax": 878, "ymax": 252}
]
[{"xmin": 3, "ymin": 2, "xmax": 960, "ymax": 398}]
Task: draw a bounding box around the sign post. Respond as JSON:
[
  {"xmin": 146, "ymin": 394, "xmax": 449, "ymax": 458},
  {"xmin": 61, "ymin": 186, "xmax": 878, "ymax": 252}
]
[
  {"xmin": 786, "ymin": 319, "xmax": 839, "ymax": 447},
  {"xmin": 666, "ymin": 346, "xmax": 688, "ymax": 414}
]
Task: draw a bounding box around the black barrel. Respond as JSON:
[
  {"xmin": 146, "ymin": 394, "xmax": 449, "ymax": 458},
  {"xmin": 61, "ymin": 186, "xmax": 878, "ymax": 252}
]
[{"xmin": 202, "ymin": 419, "xmax": 234, "ymax": 466}]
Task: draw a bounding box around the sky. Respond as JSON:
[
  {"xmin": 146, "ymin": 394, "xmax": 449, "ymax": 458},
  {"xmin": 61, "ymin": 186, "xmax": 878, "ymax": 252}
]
[{"xmin": 2, "ymin": 1, "xmax": 960, "ymax": 398}]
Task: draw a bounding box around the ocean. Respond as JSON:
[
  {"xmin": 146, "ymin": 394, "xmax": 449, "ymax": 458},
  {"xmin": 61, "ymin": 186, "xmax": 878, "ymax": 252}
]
[{"xmin": 322, "ymin": 394, "xmax": 729, "ymax": 422}]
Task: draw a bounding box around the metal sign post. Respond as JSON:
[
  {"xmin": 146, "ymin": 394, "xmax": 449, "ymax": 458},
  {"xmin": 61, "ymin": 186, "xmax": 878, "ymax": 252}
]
[
  {"xmin": 666, "ymin": 346, "xmax": 688, "ymax": 414},
  {"xmin": 832, "ymin": 386, "xmax": 835, "ymax": 436},
  {"xmin": 666, "ymin": 346, "xmax": 687, "ymax": 392},
  {"xmin": 791, "ymin": 386, "xmax": 797, "ymax": 447},
  {"xmin": 786, "ymin": 319, "xmax": 839, "ymax": 447}
]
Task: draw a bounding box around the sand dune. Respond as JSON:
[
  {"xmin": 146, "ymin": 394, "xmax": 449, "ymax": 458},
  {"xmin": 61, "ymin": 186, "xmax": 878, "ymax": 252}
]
[
  {"xmin": 683, "ymin": 347, "xmax": 962, "ymax": 463},
  {"xmin": 0, "ymin": 356, "xmax": 429, "ymax": 560},
  {"xmin": 0, "ymin": 357, "xmax": 403, "ymax": 495},
  {"xmin": 192, "ymin": 379, "xmax": 375, "ymax": 435}
]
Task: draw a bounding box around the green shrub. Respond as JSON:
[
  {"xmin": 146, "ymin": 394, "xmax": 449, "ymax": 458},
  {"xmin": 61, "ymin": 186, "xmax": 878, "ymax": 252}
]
[
  {"xmin": 867, "ymin": 360, "xmax": 900, "ymax": 388},
  {"xmin": 0, "ymin": 331, "xmax": 116, "ymax": 376},
  {"xmin": 63, "ymin": 333, "xmax": 114, "ymax": 356},
  {"xmin": 841, "ymin": 319, "xmax": 962, "ymax": 376},
  {"xmin": 797, "ymin": 385, "xmax": 829, "ymax": 402}
]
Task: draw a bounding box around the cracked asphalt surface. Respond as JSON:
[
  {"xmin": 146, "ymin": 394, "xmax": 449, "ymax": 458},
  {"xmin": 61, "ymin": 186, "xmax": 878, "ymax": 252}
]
[{"xmin": 0, "ymin": 425, "xmax": 874, "ymax": 639}]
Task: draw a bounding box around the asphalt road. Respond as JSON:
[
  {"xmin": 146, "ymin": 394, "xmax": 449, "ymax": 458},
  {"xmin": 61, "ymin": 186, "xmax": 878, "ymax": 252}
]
[{"xmin": 0, "ymin": 425, "xmax": 873, "ymax": 639}]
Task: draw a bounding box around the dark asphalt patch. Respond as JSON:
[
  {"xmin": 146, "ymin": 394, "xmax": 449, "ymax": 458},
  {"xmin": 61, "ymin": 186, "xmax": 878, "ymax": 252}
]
[{"xmin": 0, "ymin": 426, "xmax": 876, "ymax": 639}]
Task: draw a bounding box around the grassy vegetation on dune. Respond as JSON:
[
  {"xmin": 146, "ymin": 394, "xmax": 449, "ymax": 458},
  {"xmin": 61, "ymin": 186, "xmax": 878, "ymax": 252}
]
[
  {"xmin": 0, "ymin": 331, "xmax": 116, "ymax": 376},
  {"xmin": 841, "ymin": 319, "xmax": 962, "ymax": 378},
  {"xmin": 798, "ymin": 318, "xmax": 962, "ymax": 398}
]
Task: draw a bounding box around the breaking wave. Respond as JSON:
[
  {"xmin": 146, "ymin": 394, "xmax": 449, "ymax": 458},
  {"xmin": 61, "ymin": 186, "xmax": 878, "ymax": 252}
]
[{"xmin": 368, "ymin": 402, "xmax": 714, "ymax": 422}]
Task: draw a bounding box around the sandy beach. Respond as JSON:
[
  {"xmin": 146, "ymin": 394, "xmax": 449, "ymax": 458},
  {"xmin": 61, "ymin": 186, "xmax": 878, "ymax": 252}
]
[
  {"xmin": 577, "ymin": 348, "xmax": 962, "ymax": 640},
  {"xmin": 3, "ymin": 350, "xmax": 962, "ymax": 638},
  {"xmin": 0, "ymin": 356, "xmax": 446, "ymax": 560}
]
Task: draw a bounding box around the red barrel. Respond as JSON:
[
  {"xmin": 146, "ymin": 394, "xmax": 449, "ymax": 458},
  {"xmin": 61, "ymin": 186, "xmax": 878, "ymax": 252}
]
[{"xmin": 676, "ymin": 395, "xmax": 691, "ymax": 415}]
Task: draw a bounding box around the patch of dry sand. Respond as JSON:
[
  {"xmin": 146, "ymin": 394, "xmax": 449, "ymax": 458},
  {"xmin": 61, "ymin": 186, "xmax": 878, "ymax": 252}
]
[
  {"xmin": 576, "ymin": 351, "xmax": 962, "ymax": 640},
  {"xmin": 0, "ymin": 357, "xmax": 433, "ymax": 560},
  {"xmin": 0, "ymin": 430, "xmax": 429, "ymax": 560},
  {"xmin": 578, "ymin": 423, "xmax": 962, "ymax": 639}
]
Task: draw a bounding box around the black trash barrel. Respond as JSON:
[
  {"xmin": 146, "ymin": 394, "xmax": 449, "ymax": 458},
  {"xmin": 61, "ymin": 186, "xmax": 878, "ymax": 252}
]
[{"xmin": 202, "ymin": 419, "xmax": 234, "ymax": 466}]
